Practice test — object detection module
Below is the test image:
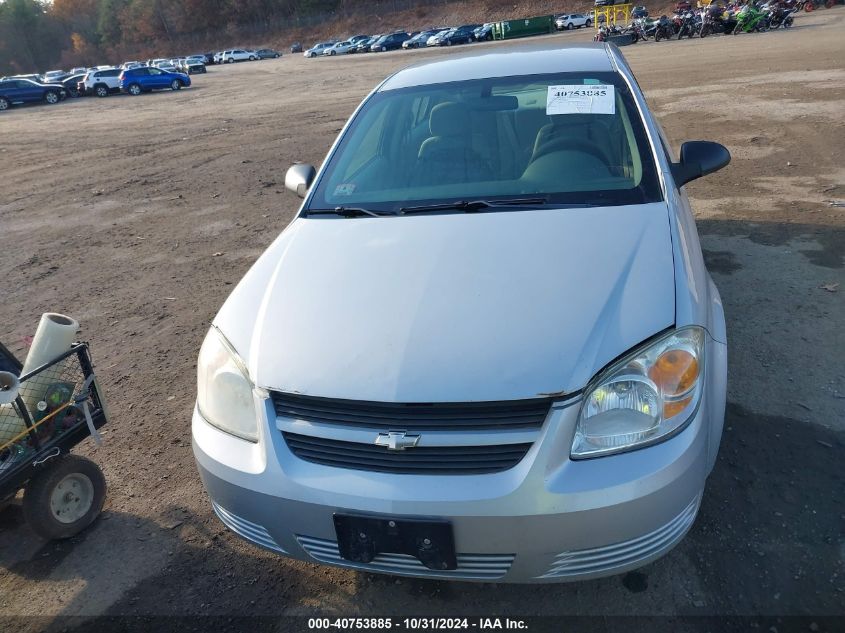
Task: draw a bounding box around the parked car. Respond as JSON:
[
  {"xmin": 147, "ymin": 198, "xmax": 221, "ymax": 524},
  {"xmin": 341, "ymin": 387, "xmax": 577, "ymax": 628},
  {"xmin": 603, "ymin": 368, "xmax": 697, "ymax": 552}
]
[
  {"xmin": 41, "ymin": 70, "xmax": 67, "ymax": 83},
  {"xmin": 323, "ymin": 41, "xmax": 356, "ymax": 55},
  {"xmin": 403, "ymin": 29, "xmax": 446, "ymax": 48},
  {"xmin": 155, "ymin": 61, "xmax": 178, "ymax": 72},
  {"xmin": 119, "ymin": 67, "xmax": 191, "ymax": 95},
  {"xmin": 370, "ymin": 31, "xmax": 412, "ymax": 51},
  {"xmin": 183, "ymin": 56, "xmax": 208, "ymax": 74},
  {"xmin": 290, "ymin": 42, "xmax": 303, "ymax": 53},
  {"xmin": 0, "ymin": 78, "xmax": 66, "ymax": 111},
  {"xmin": 222, "ymin": 49, "xmax": 256, "ymax": 63},
  {"xmin": 432, "ymin": 25, "xmax": 478, "ymax": 46},
  {"xmin": 354, "ymin": 36, "xmax": 380, "ymax": 53},
  {"xmin": 345, "ymin": 35, "xmax": 370, "ymax": 52},
  {"xmin": 304, "ymin": 41, "xmax": 337, "ymax": 58},
  {"xmin": 69, "ymin": 66, "xmax": 87, "ymax": 75},
  {"xmin": 213, "ymin": 51, "xmax": 225, "ymax": 64},
  {"xmin": 555, "ymin": 13, "xmax": 592, "ymax": 29},
  {"xmin": 255, "ymin": 48, "xmax": 282, "ymax": 59},
  {"xmin": 121, "ymin": 61, "xmax": 142, "ymax": 69},
  {"xmin": 47, "ymin": 72, "xmax": 86, "ymax": 98},
  {"xmin": 195, "ymin": 42, "xmax": 730, "ymax": 584},
  {"xmin": 472, "ymin": 23, "xmax": 495, "ymax": 41},
  {"xmin": 81, "ymin": 67, "xmax": 122, "ymax": 97}
]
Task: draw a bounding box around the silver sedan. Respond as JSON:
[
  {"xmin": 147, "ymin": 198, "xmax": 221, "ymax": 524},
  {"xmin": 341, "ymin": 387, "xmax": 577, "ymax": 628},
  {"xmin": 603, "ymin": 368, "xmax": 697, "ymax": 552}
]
[{"xmin": 193, "ymin": 42, "xmax": 730, "ymax": 582}]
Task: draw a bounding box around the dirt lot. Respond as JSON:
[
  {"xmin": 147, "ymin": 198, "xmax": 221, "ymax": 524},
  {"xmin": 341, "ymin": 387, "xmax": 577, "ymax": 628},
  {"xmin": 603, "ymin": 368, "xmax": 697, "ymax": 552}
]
[{"xmin": 1, "ymin": 9, "xmax": 843, "ymax": 629}]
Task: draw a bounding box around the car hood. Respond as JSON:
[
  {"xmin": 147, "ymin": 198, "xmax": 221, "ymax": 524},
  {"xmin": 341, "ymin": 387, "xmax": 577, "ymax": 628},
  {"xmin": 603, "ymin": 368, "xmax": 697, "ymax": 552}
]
[{"xmin": 215, "ymin": 203, "xmax": 675, "ymax": 403}]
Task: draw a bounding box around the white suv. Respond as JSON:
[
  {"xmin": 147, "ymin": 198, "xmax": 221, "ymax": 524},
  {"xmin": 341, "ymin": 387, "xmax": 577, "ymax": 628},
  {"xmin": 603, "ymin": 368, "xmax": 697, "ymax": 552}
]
[
  {"xmin": 82, "ymin": 67, "xmax": 122, "ymax": 97},
  {"xmin": 555, "ymin": 13, "xmax": 592, "ymax": 29},
  {"xmin": 222, "ymin": 49, "xmax": 256, "ymax": 63}
]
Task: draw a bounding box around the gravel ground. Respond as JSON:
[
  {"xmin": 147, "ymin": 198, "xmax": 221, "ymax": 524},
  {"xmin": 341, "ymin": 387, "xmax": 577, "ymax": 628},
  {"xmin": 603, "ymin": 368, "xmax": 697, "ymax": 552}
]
[{"xmin": 0, "ymin": 9, "xmax": 843, "ymax": 630}]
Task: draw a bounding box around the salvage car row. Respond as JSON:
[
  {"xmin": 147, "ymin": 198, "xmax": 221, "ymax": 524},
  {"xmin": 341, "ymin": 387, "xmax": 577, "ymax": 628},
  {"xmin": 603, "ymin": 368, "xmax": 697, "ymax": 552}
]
[
  {"xmin": 301, "ymin": 25, "xmax": 496, "ymax": 58},
  {"xmin": 0, "ymin": 49, "xmax": 283, "ymax": 112},
  {"xmin": 0, "ymin": 66, "xmax": 192, "ymax": 111},
  {"xmin": 298, "ymin": 9, "xmax": 608, "ymax": 59}
]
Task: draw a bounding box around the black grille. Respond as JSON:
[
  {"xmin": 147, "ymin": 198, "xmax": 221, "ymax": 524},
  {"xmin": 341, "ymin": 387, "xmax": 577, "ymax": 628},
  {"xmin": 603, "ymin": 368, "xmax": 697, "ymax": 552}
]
[
  {"xmin": 271, "ymin": 392, "xmax": 552, "ymax": 431},
  {"xmin": 282, "ymin": 432, "xmax": 532, "ymax": 475}
]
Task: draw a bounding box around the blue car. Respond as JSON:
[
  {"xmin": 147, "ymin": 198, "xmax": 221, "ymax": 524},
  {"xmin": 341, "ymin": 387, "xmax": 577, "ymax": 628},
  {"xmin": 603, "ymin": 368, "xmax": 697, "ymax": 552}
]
[
  {"xmin": 0, "ymin": 78, "xmax": 66, "ymax": 111},
  {"xmin": 119, "ymin": 67, "xmax": 191, "ymax": 95}
]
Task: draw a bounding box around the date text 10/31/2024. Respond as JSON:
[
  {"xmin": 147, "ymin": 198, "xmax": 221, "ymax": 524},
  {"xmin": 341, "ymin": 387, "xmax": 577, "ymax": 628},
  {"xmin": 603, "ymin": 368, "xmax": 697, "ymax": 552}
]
[{"xmin": 307, "ymin": 618, "xmax": 529, "ymax": 630}]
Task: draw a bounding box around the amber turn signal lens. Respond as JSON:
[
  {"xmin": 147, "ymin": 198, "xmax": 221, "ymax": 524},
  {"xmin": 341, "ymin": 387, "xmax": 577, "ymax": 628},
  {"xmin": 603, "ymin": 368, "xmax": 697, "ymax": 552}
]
[
  {"xmin": 663, "ymin": 395, "xmax": 693, "ymax": 418},
  {"xmin": 648, "ymin": 349, "xmax": 699, "ymax": 398}
]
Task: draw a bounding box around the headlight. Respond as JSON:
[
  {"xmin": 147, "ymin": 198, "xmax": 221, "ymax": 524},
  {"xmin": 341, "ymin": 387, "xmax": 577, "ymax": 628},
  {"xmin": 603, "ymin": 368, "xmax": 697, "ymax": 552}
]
[
  {"xmin": 571, "ymin": 327, "xmax": 705, "ymax": 458},
  {"xmin": 196, "ymin": 327, "xmax": 258, "ymax": 442}
]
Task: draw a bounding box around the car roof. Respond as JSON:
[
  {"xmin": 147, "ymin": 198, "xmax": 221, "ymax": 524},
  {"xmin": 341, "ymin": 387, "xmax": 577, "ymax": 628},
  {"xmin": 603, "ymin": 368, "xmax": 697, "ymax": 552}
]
[{"xmin": 379, "ymin": 43, "xmax": 615, "ymax": 91}]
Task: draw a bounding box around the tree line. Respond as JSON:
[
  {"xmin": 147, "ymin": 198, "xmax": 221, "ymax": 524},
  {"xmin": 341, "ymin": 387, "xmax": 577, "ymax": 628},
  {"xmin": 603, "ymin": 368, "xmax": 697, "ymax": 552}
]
[{"xmin": 0, "ymin": 0, "xmax": 346, "ymax": 74}]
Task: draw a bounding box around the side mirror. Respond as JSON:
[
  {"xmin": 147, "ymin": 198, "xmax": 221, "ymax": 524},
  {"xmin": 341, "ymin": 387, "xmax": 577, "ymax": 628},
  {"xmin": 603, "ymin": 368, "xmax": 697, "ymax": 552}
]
[
  {"xmin": 284, "ymin": 163, "xmax": 316, "ymax": 198},
  {"xmin": 671, "ymin": 141, "xmax": 731, "ymax": 187}
]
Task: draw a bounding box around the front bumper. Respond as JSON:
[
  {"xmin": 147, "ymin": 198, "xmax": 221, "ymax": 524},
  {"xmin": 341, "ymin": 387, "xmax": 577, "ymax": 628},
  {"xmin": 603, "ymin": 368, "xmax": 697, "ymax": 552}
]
[{"xmin": 194, "ymin": 337, "xmax": 726, "ymax": 583}]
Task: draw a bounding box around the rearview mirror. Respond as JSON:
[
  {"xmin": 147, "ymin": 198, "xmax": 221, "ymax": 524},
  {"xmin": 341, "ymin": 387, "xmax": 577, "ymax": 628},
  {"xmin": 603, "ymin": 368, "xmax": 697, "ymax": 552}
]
[
  {"xmin": 671, "ymin": 141, "xmax": 731, "ymax": 187},
  {"xmin": 285, "ymin": 163, "xmax": 316, "ymax": 198}
]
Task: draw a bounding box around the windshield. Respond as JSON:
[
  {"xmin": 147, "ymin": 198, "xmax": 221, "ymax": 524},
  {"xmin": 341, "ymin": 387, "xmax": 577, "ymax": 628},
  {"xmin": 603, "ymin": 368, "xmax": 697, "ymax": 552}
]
[{"xmin": 308, "ymin": 72, "xmax": 662, "ymax": 213}]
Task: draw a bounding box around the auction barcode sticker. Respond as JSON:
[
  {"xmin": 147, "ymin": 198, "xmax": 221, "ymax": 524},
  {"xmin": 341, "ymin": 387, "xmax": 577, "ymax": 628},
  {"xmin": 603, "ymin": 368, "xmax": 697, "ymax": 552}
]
[{"xmin": 546, "ymin": 85, "xmax": 615, "ymax": 115}]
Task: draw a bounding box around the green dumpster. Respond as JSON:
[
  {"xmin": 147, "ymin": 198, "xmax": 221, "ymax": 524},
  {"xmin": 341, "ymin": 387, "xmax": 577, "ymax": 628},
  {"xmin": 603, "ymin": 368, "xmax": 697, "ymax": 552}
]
[{"xmin": 492, "ymin": 15, "xmax": 554, "ymax": 40}]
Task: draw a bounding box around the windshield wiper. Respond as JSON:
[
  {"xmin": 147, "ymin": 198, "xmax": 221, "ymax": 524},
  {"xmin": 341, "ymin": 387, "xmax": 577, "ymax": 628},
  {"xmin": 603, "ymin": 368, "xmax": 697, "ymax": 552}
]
[
  {"xmin": 305, "ymin": 206, "xmax": 398, "ymax": 218},
  {"xmin": 400, "ymin": 198, "xmax": 549, "ymax": 215}
]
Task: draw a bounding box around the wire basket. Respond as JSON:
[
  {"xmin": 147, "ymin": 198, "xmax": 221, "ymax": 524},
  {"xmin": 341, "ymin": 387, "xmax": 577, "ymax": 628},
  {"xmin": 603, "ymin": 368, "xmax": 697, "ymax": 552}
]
[{"xmin": 0, "ymin": 344, "xmax": 103, "ymax": 477}]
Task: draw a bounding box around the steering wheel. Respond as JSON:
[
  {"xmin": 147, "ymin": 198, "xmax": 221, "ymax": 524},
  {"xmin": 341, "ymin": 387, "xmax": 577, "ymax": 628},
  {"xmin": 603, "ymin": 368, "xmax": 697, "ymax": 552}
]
[{"xmin": 530, "ymin": 136, "xmax": 611, "ymax": 167}]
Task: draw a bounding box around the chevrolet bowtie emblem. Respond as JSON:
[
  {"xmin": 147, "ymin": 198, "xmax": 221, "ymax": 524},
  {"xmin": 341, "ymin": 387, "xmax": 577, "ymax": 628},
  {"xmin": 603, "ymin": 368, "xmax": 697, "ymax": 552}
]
[{"xmin": 374, "ymin": 431, "xmax": 421, "ymax": 451}]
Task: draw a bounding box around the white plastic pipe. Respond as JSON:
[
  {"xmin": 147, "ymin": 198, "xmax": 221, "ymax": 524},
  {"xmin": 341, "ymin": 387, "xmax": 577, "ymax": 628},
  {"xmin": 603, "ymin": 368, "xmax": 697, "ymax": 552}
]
[
  {"xmin": 0, "ymin": 314, "xmax": 80, "ymax": 446},
  {"xmin": 21, "ymin": 313, "xmax": 80, "ymax": 376}
]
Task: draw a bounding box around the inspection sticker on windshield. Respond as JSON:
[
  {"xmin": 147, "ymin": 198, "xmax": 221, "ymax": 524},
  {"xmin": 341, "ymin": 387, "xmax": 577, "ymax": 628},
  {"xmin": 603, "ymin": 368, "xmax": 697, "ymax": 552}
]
[{"xmin": 546, "ymin": 85, "xmax": 615, "ymax": 115}]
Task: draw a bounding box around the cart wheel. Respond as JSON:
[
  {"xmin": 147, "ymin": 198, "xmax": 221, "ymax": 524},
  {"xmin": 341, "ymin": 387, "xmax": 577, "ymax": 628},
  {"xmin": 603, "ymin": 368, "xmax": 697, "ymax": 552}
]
[{"xmin": 23, "ymin": 455, "xmax": 106, "ymax": 540}]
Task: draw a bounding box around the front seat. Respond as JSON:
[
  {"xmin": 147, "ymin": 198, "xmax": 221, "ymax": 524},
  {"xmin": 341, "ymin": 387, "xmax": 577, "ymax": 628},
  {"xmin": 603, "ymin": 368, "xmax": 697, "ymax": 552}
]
[
  {"xmin": 415, "ymin": 102, "xmax": 491, "ymax": 185},
  {"xmin": 529, "ymin": 114, "xmax": 614, "ymax": 167}
]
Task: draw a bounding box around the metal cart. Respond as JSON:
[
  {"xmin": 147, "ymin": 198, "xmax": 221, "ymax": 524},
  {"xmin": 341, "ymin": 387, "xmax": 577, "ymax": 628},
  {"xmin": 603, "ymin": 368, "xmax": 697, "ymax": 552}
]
[{"xmin": 0, "ymin": 342, "xmax": 109, "ymax": 539}]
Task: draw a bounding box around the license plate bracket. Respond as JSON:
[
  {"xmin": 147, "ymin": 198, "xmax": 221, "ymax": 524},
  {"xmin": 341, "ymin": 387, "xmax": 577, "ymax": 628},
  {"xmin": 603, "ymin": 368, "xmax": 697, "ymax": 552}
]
[{"xmin": 333, "ymin": 514, "xmax": 457, "ymax": 571}]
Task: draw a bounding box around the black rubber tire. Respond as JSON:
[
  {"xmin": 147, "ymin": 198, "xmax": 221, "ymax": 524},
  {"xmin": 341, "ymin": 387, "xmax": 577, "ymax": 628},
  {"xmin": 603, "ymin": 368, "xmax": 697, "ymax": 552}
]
[
  {"xmin": 249, "ymin": 55, "xmax": 256, "ymax": 61},
  {"xmin": 0, "ymin": 96, "xmax": 10, "ymax": 111},
  {"xmin": 171, "ymin": 79, "xmax": 182, "ymax": 90},
  {"xmin": 23, "ymin": 455, "xmax": 106, "ymax": 540},
  {"xmin": 128, "ymin": 83, "xmax": 142, "ymax": 95},
  {"xmin": 274, "ymin": 53, "xmax": 280, "ymax": 58},
  {"xmin": 95, "ymin": 84, "xmax": 109, "ymax": 98},
  {"xmin": 44, "ymin": 90, "xmax": 60, "ymax": 104},
  {"xmin": 586, "ymin": 19, "xmax": 592, "ymax": 27},
  {"xmin": 567, "ymin": 23, "xmax": 575, "ymax": 29}
]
